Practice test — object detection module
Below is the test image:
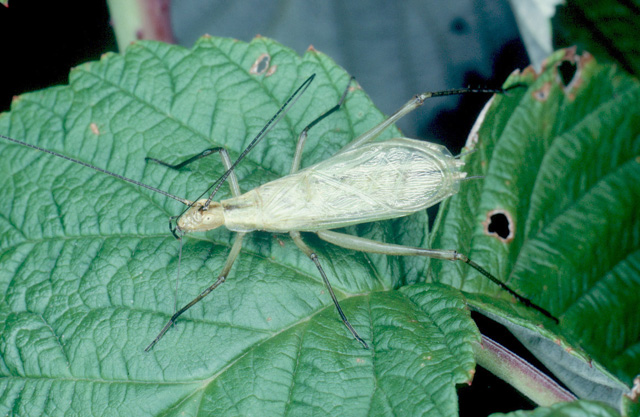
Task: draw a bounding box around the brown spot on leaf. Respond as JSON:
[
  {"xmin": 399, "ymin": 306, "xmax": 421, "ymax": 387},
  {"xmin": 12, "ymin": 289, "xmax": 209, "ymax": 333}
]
[
  {"xmin": 521, "ymin": 66, "xmax": 537, "ymax": 79},
  {"xmin": 626, "ymin": 376, "xmax": 640, "ymax": 401},
  {"xmin": 532, "ymin": 82, "xmax": 552, "ymax": 102},
  {"xmin": 265, "ymin": 65, "xmax": 277, "ymax": 77}
]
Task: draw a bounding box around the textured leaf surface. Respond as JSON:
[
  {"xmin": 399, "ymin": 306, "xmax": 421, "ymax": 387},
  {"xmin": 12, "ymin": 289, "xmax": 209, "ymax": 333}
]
[
  {"xmin": 554, "ymin": 0, "xmax": 640, "ymax": 76},
  {"xmin": 432, "ymin": 48, "xmax": 640, "ymax": 391},
  {"xmin": 0, "ymin": 37, "xmax": 480, "ymax": 416}
]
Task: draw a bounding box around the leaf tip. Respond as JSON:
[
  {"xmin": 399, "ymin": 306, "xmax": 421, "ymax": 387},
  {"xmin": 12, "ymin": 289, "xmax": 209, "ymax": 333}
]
[
  {"xmin": 466, "ymin": 368, "xmax": 476, "ymax": 386},
  {"xmin": 626, "ymin": 376, "xmax": 640, "ymax": 401}
]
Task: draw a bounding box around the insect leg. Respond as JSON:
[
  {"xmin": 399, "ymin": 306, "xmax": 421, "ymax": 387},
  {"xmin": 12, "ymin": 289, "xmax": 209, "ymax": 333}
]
[
  {"xmin": 289, "ymin": 231, "xmax": 369, "ymax": 348},
  {"xmin": 145, "ymin": 232, "xmax": 247, "ymax": 352},
  {"xmin": 316, "ymin": 230, "xmax": 558, "ymax": 323},
  {"xmin": 290, "ymin": 77, "xmax": 354, "ymax": 174},
  {"xmin": 147, "ymin": 147, "xmax": 223, "ymax": 169},
  {"xmin": 146, "ymin": 147, "xmax": 241, "ymax": 196},
  {"xmin": 339, "ymin": 87, "xmax": 505, "ymax": 154},
  {"xmin": 202, "ymin": 74, "xmax": 316, "ymax": 207}
]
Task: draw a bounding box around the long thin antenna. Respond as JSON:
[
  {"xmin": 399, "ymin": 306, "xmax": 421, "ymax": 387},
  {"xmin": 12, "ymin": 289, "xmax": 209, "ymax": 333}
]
[
  {"xmin": 0, "ymin": 134, "xmax": 191, "ymax": 205},
  {"xmin": 462, "ymin": 256, "xmax": 558, "ymax": 323},
  {"xmin": 201, "ymin": 74, "xmax": 317, "ymax": 209}
]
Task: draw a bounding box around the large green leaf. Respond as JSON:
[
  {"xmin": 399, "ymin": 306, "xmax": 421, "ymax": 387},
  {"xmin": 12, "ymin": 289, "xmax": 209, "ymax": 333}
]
[
  {"xmin": 0, "ymin": 37, "xmax": 481, "ymax": 416},
  {"xmin": 432, "ymin": 47, "xmax": 640, "ymax": 402}
]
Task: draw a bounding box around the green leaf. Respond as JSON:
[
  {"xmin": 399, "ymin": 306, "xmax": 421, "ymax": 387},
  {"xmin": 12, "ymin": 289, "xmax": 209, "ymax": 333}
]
[
  {"xmin": 432, "ymin": 48, "xmax": 640, "ymax": 395},
  {"xmin": 0, "ymin": 37, "xmax": 479, "ymax": 416},
  {"xmin": 553, "ymin": 0, "xmax": 640, "ymax": 77},
  {"xmin": 490, "ymin": 400, "xmax": 620, "ymax": 417}
]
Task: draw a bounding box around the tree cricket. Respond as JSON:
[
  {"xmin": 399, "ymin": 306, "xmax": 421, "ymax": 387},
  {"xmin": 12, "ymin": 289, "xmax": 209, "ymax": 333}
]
[{"xmin": 0, "ymin": 73, "xmax": 556, "ymax": 352}]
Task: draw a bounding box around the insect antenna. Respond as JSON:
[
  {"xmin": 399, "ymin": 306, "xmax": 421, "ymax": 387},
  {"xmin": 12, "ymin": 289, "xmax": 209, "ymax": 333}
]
[
  {"xmin": 455, "ymin": 148, "xmax": 477, "ymax": 159},
  {"xmin": 462, "ymin": 175, "xmax": 485, "ymax": 181},
  {"xmin": 422, "ymin": 83, "xmax": 526, "ymax": 100},
  {"xmin": 424, "ymin": 86, "xmax": 504, "ymax": 99},
  {"xmin": 0, "ymin": 134, "xmax": 191, "ymax": 205},
  {"xmin": 461, "ymin": 256, "xmax": 558, "ymax": 322},
  {"xmin": 163, "ymin": 74, "xmax": 317, "ymax": 237},
  {"xmin": 173, "ymin": 234, "xmax": 185, "ymax": 313},
  {"xmin": 200, "ymin": 73, "xmax": 317, "ymax": 209}
]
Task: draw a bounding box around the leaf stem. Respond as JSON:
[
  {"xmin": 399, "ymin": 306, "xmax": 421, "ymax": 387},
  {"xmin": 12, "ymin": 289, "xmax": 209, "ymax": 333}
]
[
  {"xmin": 474, "ymin": 335, "xmax": 577, "ymax": 406},
  {"xmin": 107, "ymin": 0, "xmax": 174, "ymax": 50}
]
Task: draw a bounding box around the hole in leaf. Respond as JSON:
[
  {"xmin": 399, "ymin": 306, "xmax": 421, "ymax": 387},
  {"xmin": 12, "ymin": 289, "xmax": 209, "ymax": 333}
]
[
  {"xmin": 484, "ymin": 210, "xmax": 514, "ymax": 242},
  {"xmin": 558, "ymin": 60, "xmax": 577, "ymax": 87},
  {"xmin": 488, "ymin": 213, "xmax": 509, "ymax": 239},
  {"xmin": 250, "ymin": 53, "xmax": 271, "ymax": 75}
]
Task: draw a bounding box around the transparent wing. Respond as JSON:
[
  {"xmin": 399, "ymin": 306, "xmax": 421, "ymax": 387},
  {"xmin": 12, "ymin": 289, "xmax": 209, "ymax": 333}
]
[{"xmin": 223, "ymin": 138, "xmax": 466, "ymax": 232}]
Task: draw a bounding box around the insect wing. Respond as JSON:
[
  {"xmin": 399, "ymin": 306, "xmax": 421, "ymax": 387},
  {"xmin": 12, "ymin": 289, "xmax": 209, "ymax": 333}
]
[{"xmin": 223, "ymin": 138, "xmax": 466, "ymax": 232}]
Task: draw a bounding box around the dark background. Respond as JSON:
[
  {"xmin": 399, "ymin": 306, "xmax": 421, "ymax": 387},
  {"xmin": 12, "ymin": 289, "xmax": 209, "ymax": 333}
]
[{"xmin": 1, "ymin": 0, "xmax": 530, "ymax": 154}]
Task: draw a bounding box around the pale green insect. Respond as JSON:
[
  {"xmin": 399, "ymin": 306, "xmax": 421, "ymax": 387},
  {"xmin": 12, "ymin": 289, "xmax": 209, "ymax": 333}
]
[
  {"xmin": 1, "ymin": 74, "xmax": 555, "ymax": 352},
  {"xmin": 183, "ymin": 138, "xmax": 464, "ymax": 233}
]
